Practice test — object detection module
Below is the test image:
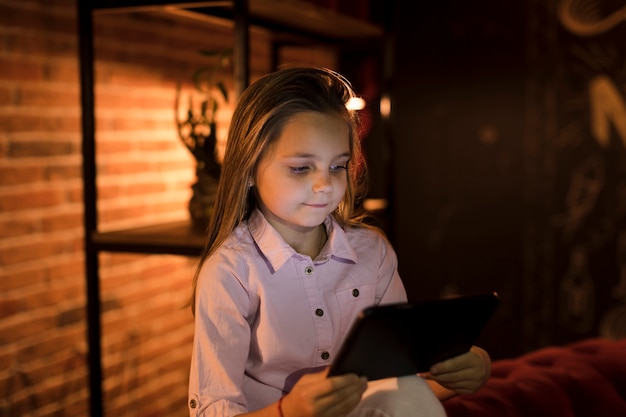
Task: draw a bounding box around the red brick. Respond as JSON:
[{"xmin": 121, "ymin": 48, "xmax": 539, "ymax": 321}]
[
  {"xmin": 107, "ymin": 116, "xmax": 173, "ymax": 131},
  {"xmin": 7, "ymin": 139, "xmax": 76, "ymax": 156},
  {"xmin": 142, "ymin": 327, "xmax": 193, "ymax": 364},
  {"xmin": 1, "ymin": 115, "xmax": 79, "ymax": 134},
  {"xmin": 158, "ymin": 158, "xmax": 195, "ymax": 171},
  {"xmin": 99, "ymin": 252, "xmax": 145, "ymax": 268},
  {"xmin": 47, "ymin": 257, "xmax": 85, "ymax": 280},
  {"xmin": 56, "ymin": 305, "xmax": 85, "ymax": 327},
  {"xmin": 0, "ymin": 311, "xmax": 56, "ymax": 345},
  {"xmin": 154, "ymin": 200, "xmax": 189, "ymax": 214},
  {"xmin": 0, "ymin": 57, "xmax": 43, "ymax": 81},
  {"xmin": 138, "ymin": 139, "xmax": 181, "ymax": 152},
  {"xmin": 46, "ymin": 163, "xmax": 82, "ymax": 180},
  {"xmin": 112, "ymin": 287, "xmax": 155, "ymax": 311},
  {"xmin": 22, "ymin": 0, "xmax": 75, "ymax": 7},
  {"xmin": 96, "ymin": 140, "xmax": 132, "ymax": 154},
  {"xmin": 42, "ymin": 211, "xmax": 82, "ymax": 232},
  {"xmin": 15, "ymin": 281, "xmax": 84, "ymax": 314},
  {"xmin": 0, "ymin": 165, "xmax": 46, "ymax": 185},
  {"xmin": 66, "ymin": 185, "xmax": 83, "ymax": 204},
  {"xmin": 0, "ymin": 377, "xmax": 29, "ymax": 410},
  {"xmin": 125, "ymin": 181, "xmax": 167, "ymax": 196},
  {"xmin": 37, "ymin": 396, "xmax": 89, "ymax": 417},
  {"xmin": 0, "ymin": 216, "xmax": 39, "ymax": 238},
  {"xmin": 0, "ymin": 268, "xmax": 46, "ymax": 291},
  {"xmin": 101, "ymin": 160, "xmax": 152, "ymax": 175},
  {"xmin": 0, "ymin": 298, "xmax": 22, "ymax": 319},
  {"xmin": 98, "ymin": 205, "xmax": 151, "ymax": 224},
  {"xmin": 14, "ymin": 366, "xmax": 85, "ymax": 416},
  {"xmin": 134, "ymin": 374, "xmax": 188, "ymax": 411},
  {"xmin": 97, "ymin": 182, "xmax": 122, "ymax": 200},
  {"xmin": 6, "ymin": 32, "xmax": 77, "ymax": 59},
  {"xmin": 0, "ymin": 4, "xmax": 75, "ymax": 35},
  {"xmin": 0, "ymin": 136, "xmax": 7, "ymax": 158},
  {"xmin": 0, "ymin": 188, "xmax": 64, "ymax": 211},
  {"xmin": 0, "ymin": 86, "xmax": 14, "ymax": 105},
  {"xmin": 17, "ymin": 86, "xmax": 79, "ymax": 107},
  {"xmin": 97, "ymin": 90, "xmax": 174, "ymax": 110},
  {"xmin": 44, "ymin": 61, "xmax": 78, "ymax": 83},
  {"xmin": 16, "ymin": 325, "xmax": 85, "ymax": 362},
  {"xmin": 138, "ymin": 260, "xmax": 185, "ymax": 281},
  {"xmin": 24, "ymin": 287, "xmax": 69, "ymax": 312},
  {"xmin": 0, "ymin": 238, "xmax": 68, "ymax": 266},
  {"xmin": 100, "ymin": 276, "xmax": 126, "ymax": 294}
]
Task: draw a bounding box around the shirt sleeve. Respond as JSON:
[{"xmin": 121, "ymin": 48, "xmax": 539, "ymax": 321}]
[
  {"xmin": 375, "ymin": 233, "xmax": 408, "ymax": 305},
  {"xmin": 188, "ymin": 251, "xmax": 253, "ymax": 417}
]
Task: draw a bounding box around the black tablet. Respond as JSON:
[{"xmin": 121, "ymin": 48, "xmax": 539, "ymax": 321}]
[{"xmin": 327, "ymin": 292, "xmax": 500, "ymax": 381}]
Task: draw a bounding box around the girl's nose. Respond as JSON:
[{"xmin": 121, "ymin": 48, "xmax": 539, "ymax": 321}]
[{"xmin": 312, "ymin": 171, "xmax": 332, "ymax": 193}]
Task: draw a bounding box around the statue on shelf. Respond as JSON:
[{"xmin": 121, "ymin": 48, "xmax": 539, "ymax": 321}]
[{"xmin": 175, "ymin": 49, "xmax": 232, "ymax": 232}]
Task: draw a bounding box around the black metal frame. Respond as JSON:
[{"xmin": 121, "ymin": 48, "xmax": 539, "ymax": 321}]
[
  {"xmin": 77, "ymin": 2, "xmax": 249, "ymax": 415},
  {"xmin": 77, "ymin": 2, "xmax": 102, "ymax": 415}
]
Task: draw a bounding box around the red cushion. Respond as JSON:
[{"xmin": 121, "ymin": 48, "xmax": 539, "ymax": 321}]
[{"xmin": 443, "ymin": 338, "xmax": 626, "ymax": 417}]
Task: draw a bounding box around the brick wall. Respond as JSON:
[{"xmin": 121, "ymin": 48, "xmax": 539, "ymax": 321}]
[
  {"xmin": 0, "ymin": 1, "xmax": 335, "ymax": 416},
  {"xmin": 1, "ymin": 0, "xmax": 88, "ymax": 415}
]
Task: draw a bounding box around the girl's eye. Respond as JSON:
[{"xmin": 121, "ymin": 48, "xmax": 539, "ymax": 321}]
[
  {"xmin": 289, "ymin": 166, "xmax": 310, "ymax": 174},
  {"xmin": 288, "ymin": 163, "xmax": 348, "ymax": 174},
  {"xmin": 330, "ymin": 165, "xmax": 348, "ymax": 173}
]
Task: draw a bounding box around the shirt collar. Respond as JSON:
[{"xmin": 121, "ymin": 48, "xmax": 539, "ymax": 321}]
[{"xmin": 247, "ymin": 208, "xmax": 357, "ymax": 273}]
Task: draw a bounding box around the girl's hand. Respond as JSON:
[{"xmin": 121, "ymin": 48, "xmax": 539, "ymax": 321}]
[
  {"xmin": 421, "ymin": 346, "xmax": 491, "ymax": 395},
  {"xmin": 280, "ymin": 369, "xmax": 367, "ymax": 417}
]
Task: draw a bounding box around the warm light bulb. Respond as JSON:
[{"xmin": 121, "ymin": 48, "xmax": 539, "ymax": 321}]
[
  {"xmin": 363, "ymin": 198, "xmax": 388, "ymax": 211},
  {"xmin": 346, "ymin": 97, "xmax": 366, "ymax": 111},
  {"xmin": 380, "ymin": 95, "xmax": 391, "ymax": 118}
]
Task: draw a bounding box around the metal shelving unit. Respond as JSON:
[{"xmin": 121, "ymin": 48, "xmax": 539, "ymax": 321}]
[{"xmin": 76, "ymin": 2, "xmax": 383, "ymax": 415}]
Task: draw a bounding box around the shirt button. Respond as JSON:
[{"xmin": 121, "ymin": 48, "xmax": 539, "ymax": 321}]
[
  {"xmin": 305, "ymin": 266, "xmax": 313, "ymax": 275},
  {"xmin": 321, "ymin": 351, "xmax": 330, "ymax": 360},
  {"xmin": 315, "ymin": 308, "xmax": 324, "ymax": 317},
  {"xmin": 189, "ymin": 399, "xmax": 197, "ymax": 409},
  {"xmin": 352, "ymin": 288, "xmax": 360, "ymax": 297}
]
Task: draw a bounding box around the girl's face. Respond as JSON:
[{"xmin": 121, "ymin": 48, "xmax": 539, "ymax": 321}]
[{"xmin": 254, "ymin": 111, "xmax": 350, "ymax": 237}]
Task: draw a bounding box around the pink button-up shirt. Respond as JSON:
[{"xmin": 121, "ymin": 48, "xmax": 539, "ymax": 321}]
[{"xmin": 188, "ymin": 209, "xmax": 408, "ymax": 417}]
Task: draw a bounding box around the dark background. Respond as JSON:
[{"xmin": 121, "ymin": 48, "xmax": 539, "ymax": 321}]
[{"xmin": 353, "ymin": 0, "xmax": 626, "ymax": 360}]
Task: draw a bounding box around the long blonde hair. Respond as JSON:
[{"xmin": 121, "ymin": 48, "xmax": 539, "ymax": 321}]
[{"xmin": 190, "ymin": 67, "xmax": 369, "ymax": 315}]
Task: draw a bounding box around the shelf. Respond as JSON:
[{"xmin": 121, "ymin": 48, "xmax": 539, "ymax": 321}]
[
  {"xmin": 92, "ymin": 221, "xmax": 205, "ymax": 256},
  {"xmin": 91, "ymin": 0, "xmax": 383, "ymax": 42}
]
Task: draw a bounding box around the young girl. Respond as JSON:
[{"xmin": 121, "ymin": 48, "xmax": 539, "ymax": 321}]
[{"xmin": 188, "ymin": 67, "xmax": 491, "ymax": 417}]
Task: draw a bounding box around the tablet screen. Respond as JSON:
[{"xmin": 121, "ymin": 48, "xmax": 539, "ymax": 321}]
[{"xmin": 327, "ymin": 292, "xmax": 500, "ymax": 380}]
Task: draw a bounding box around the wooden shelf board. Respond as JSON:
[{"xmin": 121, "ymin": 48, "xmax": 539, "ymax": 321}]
[
  {"xmin": 91, "ymin": 0, "xmax": 383, "ymax": 41},
  {"xmin": 92, "ymin": 221, "xmax": 206, "ymax": 256},
  {"xmin": 247, "ymin": 0, "xmax": 383, "ymax": 40}
]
